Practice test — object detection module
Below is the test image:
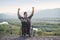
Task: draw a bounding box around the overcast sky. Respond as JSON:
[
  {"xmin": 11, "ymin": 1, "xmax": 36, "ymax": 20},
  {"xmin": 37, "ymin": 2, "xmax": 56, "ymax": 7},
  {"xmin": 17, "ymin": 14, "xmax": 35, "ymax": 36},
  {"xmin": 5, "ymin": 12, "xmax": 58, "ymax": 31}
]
[{"xmin": 0, "ymin": 0, "xmax": 60, "ymax": 13}]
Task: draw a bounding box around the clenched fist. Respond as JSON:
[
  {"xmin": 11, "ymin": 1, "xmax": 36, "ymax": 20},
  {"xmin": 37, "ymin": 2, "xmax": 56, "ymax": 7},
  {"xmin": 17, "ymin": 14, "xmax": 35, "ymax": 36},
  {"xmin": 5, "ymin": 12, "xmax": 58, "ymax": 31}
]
[
  {"xmin": 18, "ymin": 8, "xmax": 20, "ymax": 11},
  {"xmin": 32, "ymin": 7, "xmax": 34, "ymax": 10}
]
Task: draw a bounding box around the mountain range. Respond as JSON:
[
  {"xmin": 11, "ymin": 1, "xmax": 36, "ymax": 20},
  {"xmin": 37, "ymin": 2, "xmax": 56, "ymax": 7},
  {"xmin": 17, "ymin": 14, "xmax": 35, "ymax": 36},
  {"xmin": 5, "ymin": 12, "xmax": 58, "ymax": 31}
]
[{"xmin": 0, "ymin": 8, "xmax": 60, "ymax": 20}]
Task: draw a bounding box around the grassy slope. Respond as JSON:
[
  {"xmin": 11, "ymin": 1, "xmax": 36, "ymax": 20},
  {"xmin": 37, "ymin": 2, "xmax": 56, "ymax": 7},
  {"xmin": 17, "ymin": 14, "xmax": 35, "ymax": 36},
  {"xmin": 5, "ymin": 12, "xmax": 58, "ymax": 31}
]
[{"xmin": 0, "ymin": 19, "xmax": 60, "ymax": 36}]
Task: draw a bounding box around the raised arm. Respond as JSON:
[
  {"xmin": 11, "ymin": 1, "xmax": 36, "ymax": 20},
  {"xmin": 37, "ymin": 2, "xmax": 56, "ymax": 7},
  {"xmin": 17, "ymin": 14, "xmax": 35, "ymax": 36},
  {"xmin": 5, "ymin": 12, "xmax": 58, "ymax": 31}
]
[
  {"xmin": 28, "ymin": 7, "xmax": 34, "ymax": 18},
  {"xmin": 32, "ymin": 7, "xmax": 34, "ymax": 16},
  {"xmin": 17, "ymin": 8, "xmax": 23, "ymax": 19}
]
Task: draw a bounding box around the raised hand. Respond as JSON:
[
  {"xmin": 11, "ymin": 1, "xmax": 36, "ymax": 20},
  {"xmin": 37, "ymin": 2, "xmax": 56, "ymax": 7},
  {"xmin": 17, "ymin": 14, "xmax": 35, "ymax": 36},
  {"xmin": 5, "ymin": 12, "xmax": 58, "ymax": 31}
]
[
  {"xmin": 17, "ymin": 8, "xmax": 21, "ymax": 18},
  {"xmin": 32, "ymin": 7, "xmax": 34, "ymax": 15},
  {"xmin": 18, "ymin": 8, "xmax": 20, "ymax": 11},
  {"xmin": 32, "ymin": 7, "xmax": 34, "ymax": 10}
]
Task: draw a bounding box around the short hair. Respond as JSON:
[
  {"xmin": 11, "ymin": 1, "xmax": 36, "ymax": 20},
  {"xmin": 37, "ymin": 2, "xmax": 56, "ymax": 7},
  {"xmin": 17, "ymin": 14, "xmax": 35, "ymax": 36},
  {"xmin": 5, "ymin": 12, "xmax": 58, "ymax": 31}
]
[{"xmin": 24, "ymin": 12, "xmax": 27, "ymax": 15}]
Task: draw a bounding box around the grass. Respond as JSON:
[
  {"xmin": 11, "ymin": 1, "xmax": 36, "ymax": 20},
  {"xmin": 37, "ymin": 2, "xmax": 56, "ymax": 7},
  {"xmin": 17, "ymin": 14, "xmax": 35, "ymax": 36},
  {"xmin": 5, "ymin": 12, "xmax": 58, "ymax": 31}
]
[{"xmin": 0, "ymin": 19, "xmax": 60, "ymax": 36}]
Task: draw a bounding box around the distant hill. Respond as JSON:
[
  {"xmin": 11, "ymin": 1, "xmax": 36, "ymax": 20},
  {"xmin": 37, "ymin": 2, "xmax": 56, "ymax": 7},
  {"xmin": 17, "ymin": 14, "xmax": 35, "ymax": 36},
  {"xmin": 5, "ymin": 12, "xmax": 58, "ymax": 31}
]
[
  {"xmin": 0, "ymin": 8, "xmax": 60, "ymax": 20},
  {"xmin": 33, "ymin": 8, "xmax": 60, "ymax": 19},
  {"xmin": 0, "ymin": 13, "xmax": 17, "ymax": 19}
]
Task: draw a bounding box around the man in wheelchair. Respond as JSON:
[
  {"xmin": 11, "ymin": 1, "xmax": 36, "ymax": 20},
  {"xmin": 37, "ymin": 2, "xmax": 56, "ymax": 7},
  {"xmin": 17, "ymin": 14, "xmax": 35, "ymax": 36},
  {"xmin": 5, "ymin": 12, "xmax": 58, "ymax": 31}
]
[{"xmin": 17, "ymin": 7, "xmax": 34, "ymax": 37}]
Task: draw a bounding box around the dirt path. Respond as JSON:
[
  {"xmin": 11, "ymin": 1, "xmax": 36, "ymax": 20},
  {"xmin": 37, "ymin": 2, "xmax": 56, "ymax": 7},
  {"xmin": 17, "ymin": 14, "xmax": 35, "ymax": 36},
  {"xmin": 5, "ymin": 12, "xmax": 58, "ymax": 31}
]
[{"xmin": 0, "ymin": 35, "xmax": 60, "ymax": 40}]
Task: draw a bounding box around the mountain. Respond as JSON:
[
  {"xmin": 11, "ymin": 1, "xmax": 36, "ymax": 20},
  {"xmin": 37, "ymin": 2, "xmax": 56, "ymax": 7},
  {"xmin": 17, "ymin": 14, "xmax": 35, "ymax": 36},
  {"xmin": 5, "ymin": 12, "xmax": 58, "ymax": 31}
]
[
  {"xmin": 33, "ymin": 8, "xmax": 60, "ymax": 19},
  {"xmin": 0, "ymin": 13, "xmax": 17, "ymax": 19},
  {"xmin": 0, "ymin": 8, "xmax": 60, "ymax": 20}
]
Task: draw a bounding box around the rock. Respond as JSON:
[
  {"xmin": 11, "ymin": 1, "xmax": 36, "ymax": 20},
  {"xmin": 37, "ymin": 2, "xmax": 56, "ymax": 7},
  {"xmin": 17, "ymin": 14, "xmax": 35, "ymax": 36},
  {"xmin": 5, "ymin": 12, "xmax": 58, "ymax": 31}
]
[{"xmin": 0, "ymin": 35, "xmax": 60, "ymax": 40}]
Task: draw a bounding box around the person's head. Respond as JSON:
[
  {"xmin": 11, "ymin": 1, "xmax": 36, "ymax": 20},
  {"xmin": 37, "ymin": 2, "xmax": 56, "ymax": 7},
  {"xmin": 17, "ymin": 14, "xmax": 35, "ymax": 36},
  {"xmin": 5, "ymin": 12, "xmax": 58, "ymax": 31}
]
[{"xmin": 24, "ymin": 12, "xmax": 27, "ymax": 18}]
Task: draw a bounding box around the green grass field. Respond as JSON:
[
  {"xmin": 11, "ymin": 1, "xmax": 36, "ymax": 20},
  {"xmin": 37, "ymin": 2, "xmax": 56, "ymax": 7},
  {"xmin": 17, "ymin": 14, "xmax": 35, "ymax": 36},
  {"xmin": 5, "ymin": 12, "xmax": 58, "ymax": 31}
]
[{"xmin": 0, "ymin": 19, "xmax": 60, "ymax": 36}]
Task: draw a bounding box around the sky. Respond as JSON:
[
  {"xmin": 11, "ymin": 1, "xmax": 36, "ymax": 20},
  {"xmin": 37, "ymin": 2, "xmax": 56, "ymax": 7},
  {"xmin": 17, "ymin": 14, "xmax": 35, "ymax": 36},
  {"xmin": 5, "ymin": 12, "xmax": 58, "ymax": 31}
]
[{"xmin": 0, "ymin": 0, "xmax": 60, "ymax": 14}]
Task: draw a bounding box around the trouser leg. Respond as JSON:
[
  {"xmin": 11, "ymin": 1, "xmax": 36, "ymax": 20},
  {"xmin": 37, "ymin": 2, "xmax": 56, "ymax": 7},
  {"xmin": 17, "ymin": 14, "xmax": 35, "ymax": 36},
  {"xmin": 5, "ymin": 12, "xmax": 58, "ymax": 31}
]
[
  {"xmin": 27, "ymin": 28, "xmax": 31, "ymax": 37},
  {"xmin": 22, "ymin": 27, "xmax": 26, "ymax": 36},
  {"xmin": 22, "ymin": 28, "xmax": 23, "ymax": 36}
]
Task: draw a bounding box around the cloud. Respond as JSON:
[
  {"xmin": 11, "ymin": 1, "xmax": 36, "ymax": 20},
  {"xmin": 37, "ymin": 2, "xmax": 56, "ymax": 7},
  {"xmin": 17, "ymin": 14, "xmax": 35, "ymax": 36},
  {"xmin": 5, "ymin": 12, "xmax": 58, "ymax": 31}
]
[{"xmin": 0, "ymin": 0, "xmax": 60, "ymax": 13}]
